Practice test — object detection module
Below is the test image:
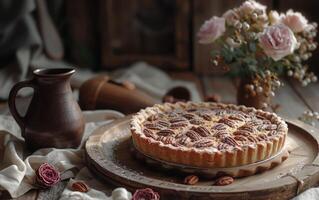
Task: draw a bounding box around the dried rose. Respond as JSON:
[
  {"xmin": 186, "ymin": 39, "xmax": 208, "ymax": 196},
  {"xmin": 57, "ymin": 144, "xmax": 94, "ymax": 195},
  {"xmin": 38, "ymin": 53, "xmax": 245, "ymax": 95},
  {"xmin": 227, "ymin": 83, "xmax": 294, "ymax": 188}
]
[
  {"xmin": 259, "ymin": 24, "xmax": 297, "ymax": 61},
  {"xmin": 132, "ymin": 188, "xmax": 160, "ymax": 200},
  {"xmin": 36, "ymin": 163, "xmax": 60, "ymax": 188},
  {"xmin": 222, "ymin": 10, "xmax": 239, "ymax": 26},
  {"xmin": 238, "ymin": 0, "xmax": 266, "ymax": 16},
  {"xmin": 280, "ymin": 10, "xmax": 309, "ymax": 33},
  {"xmin": 197, "ymin": 16, "xmax": 226, "ymax": 44}
]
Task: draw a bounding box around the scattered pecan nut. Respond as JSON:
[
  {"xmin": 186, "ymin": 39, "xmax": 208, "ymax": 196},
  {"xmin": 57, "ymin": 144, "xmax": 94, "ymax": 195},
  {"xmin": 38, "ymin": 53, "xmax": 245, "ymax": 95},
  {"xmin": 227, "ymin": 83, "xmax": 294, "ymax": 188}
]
[
  {"xmin": 214, "ymin": 176, "xmax": 234, "ymax": 186},
  {"xmin": 184, "ymin": 175, "xmax": 199, "ymax": 185},
  {"xmin": 71, "ymin": 181, "xmax": 89, "ymax": 193}
]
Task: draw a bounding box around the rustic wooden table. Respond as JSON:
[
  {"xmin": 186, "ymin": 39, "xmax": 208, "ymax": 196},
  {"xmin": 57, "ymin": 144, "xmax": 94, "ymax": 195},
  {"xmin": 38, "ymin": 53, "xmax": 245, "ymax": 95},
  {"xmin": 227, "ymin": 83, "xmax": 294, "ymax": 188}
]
[{"xmin": 1, "ymin": 73, "xmax": 318, "ymax": 199}]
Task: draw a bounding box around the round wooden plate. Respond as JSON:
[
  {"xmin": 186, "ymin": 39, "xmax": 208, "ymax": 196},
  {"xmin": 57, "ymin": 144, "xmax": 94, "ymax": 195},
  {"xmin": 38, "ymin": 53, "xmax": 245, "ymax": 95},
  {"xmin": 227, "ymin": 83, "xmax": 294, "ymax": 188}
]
[
  {"xmin": 85, "ymin": 116, "xmax": 319, "ymax": 200},
  {"xmin": 131, "ymin": 141, "xmax": 289, "ymax": 178}
]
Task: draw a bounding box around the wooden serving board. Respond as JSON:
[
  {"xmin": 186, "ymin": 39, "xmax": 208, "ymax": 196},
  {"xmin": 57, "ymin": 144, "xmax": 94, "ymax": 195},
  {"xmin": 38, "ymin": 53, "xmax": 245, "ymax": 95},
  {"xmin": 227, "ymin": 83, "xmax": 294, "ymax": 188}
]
[{"xmin": 85, "ymin": 116, "xmax": 319, "ymax": 200}]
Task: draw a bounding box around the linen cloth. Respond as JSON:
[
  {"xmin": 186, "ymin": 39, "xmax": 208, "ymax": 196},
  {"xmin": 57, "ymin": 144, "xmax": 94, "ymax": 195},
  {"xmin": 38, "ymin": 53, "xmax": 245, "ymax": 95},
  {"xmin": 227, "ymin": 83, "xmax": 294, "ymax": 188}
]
[
  {"xmin": 0, "ymin": 111, "xmax": 318, "ymax": 199},
  {"xmin": 0, "ymin": 110, "xmax": 124, "ymax": 199}
]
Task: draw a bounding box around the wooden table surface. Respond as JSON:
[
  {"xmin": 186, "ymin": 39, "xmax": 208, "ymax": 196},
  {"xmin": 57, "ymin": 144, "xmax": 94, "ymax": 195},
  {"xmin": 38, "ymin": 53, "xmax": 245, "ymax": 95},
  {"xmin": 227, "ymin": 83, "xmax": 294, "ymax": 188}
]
[{"xmin": 1, "ymin": 73, "xmax": 318, "ymax": 199}]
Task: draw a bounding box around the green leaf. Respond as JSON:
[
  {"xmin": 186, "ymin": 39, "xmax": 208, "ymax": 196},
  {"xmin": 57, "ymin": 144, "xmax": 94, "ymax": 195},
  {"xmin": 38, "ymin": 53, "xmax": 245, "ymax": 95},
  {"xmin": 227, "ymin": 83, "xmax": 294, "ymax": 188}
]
[{"xmin": 249, "ymin": 42, "xmax": 257, "ymax": 52}]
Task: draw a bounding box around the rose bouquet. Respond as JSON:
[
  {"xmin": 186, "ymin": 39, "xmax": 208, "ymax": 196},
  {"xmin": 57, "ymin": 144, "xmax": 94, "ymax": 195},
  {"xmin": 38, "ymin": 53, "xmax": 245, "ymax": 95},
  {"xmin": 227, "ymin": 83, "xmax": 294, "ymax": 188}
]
[{"xmin": 198, "ymin": 0, "xmax": 318, "ymax": 108}]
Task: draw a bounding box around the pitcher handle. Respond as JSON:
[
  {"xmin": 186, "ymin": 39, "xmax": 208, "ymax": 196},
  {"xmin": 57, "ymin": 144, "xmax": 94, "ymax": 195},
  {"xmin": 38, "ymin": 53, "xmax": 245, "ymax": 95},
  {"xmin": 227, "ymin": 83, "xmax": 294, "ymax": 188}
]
[{"xmin": 8, "ymin": 79, "xmax": 36, "ymax": 131}]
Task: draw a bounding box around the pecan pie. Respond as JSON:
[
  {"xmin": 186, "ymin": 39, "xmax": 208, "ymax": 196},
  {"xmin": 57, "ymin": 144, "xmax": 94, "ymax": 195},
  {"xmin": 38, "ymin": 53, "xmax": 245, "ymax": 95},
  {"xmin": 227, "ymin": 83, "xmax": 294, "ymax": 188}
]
[{"xmin": 131, "ymin": 102, "xmax": 288, "ymax": 168}]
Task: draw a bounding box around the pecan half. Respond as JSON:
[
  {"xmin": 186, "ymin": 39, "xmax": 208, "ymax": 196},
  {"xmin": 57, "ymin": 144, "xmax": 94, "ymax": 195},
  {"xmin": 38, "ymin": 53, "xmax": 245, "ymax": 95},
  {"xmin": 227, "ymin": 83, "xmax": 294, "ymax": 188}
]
[
  {"xmin": 189, "ymin": 119, "xmax": 203, "ymax": 125},
  {"xmin": 158, "ymin": 136, "xmax": 174, "ymax": 144},
  {"xmin": 186, "ymin": 130, "xmax": 201, "ymax": 141},
  {"xmin": 194, "ymin": 139, "xmax": 214, "ymax": 148},
  {"xmin": 169, "ymin": 117, "xmax": 187, "ymax": 123},
  {"xmin": 214, "ymin": 176, "xmax": 234, "ymax": 186},
  {"xmin": 218, "ymin": 118, "xmax": 236, "ymax": 128},
  {"xmin": 223, "ymin": 136, "xmax": 239, "ymax": 146},
  {"xmin": 143, "ymin": 129, "xmax": 157, "ymax": 139},
  {"xmin": 192, "ymin": 126, "xmax": 211, "ymax": 137},
  {"xmin": 170, "ymin": 122, "xmax": 188, "ymax": 129},
  {"xmin": 233, "ymin": 130, "xmax": 251, "ymax": 137},
  {"xmin": 213, "ymin": 131, "xmax": 228, "ymax": 138},
  {"xmin": 144, "ymin": 123, "xmax": 163, "ymax": 130},
  {"xmin": 157, "ymin": 129, "xmax": 175, "ymax": 136},
  {"xmin": 256, "ymin": 133, "xmax": 268, "ymax": 141},
  {"xmin": 199, "ymin": 114, "xmax": 212, "ymax": 121},
  {"xmin": 183, "ymin": 113, "xmax": 195, "ymax": 120},
  {"xmin": 238, "ymin": 125, "xmax": 255, "ymax": 133},
  {"xmin": 211, "ymin": 123, "xmax": 227, "ymax": 131},
  {"xmin": 71, "ymin": 181, "xmax": 89, "ymax": 193},
  {"xmin": 184, "ymin": 175, "xmax": 199, "ymax": 185},
  {"xmin": 234, "ymin": 135, "xmax": 247, "ymax": 142},
  {"xmin": 229, "ymin": 114, "xmax": 245, "ymax": 122},
  {"xmin": 157, "ymin": 120, "xmax": 170, "ymax": 127}
]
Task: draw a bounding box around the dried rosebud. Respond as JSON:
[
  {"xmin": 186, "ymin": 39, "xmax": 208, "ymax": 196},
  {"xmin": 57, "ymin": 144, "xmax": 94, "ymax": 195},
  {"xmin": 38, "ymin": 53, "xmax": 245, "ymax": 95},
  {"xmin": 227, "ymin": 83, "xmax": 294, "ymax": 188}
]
[
  {"xmin": 71, "ymin": 181, "xmax": 89, "ymax": 193},
  {"xmin": 36, "ymin": 163, "xmax": 60, "ymax": 188},
  {"xmin": 132, "ymin": 188, "xmax": 160, "ymax": 200}
]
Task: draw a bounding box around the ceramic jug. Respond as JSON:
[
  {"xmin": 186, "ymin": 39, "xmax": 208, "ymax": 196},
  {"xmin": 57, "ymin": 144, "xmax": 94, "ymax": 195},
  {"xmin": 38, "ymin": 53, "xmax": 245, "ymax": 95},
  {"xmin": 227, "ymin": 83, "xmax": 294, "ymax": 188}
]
[{"xmin": 8, "ymin": 68, "xmax": 84, "ymax": 150}]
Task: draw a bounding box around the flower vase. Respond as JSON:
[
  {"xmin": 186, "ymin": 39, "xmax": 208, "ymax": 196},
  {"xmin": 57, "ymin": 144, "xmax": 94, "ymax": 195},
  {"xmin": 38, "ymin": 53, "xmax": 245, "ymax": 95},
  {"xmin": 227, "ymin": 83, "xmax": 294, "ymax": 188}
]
[{"xmin": 237, "ymin": 78, "xmax": 270, "ymax": 110}]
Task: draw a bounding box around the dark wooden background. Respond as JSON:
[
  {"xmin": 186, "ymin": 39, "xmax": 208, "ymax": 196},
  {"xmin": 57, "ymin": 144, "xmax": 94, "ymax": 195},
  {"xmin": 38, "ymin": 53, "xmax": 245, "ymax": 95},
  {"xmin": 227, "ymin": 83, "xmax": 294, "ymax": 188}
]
[{"xmin": 64, "ymin": 0, "xmax": 319, "ymax": 74}]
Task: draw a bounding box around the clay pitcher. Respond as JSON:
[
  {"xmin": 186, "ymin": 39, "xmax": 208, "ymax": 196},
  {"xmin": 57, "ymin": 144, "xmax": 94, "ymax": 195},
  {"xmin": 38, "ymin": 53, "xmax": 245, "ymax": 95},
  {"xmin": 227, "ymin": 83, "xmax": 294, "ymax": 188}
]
[{"xmin": 9, "ymin": 68, "xmax": 85, "ymax": 150}]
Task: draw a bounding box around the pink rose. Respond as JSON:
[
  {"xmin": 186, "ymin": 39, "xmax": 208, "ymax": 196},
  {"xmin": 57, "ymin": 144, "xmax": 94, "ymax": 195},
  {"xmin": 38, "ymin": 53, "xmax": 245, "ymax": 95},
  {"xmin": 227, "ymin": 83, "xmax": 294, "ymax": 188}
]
[
  {"xmin": 36, "ymin": 163, "xmax": 60, "ymax": 188},
  {"xmin": 132, "ymin": 188, "xmax": 160, "ymax": 200},
  {"xmin": 259, "ymin": 24, "xmax": 298, "ymax": 61},
  {"xmin": 239, "ymin": 0, "xmax": 266, "ymax": 15},
  {"xmin": 222, "ymin": 10, "xmax": 239, "ymax": 25},
  {"xmin": 197, "ymin": 16, "xmax": 225, "ymax": 44},
  {"xmin": 280, "ymin": 10, "xmax": 308, "ymax": 33}
]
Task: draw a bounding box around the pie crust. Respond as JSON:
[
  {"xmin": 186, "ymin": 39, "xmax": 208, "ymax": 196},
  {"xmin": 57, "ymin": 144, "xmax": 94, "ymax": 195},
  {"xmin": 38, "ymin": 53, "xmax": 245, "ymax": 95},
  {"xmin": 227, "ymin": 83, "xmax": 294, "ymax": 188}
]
[{"xmin": 130, "ymin": 102, "xmax": 288, "ymax": 168}]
